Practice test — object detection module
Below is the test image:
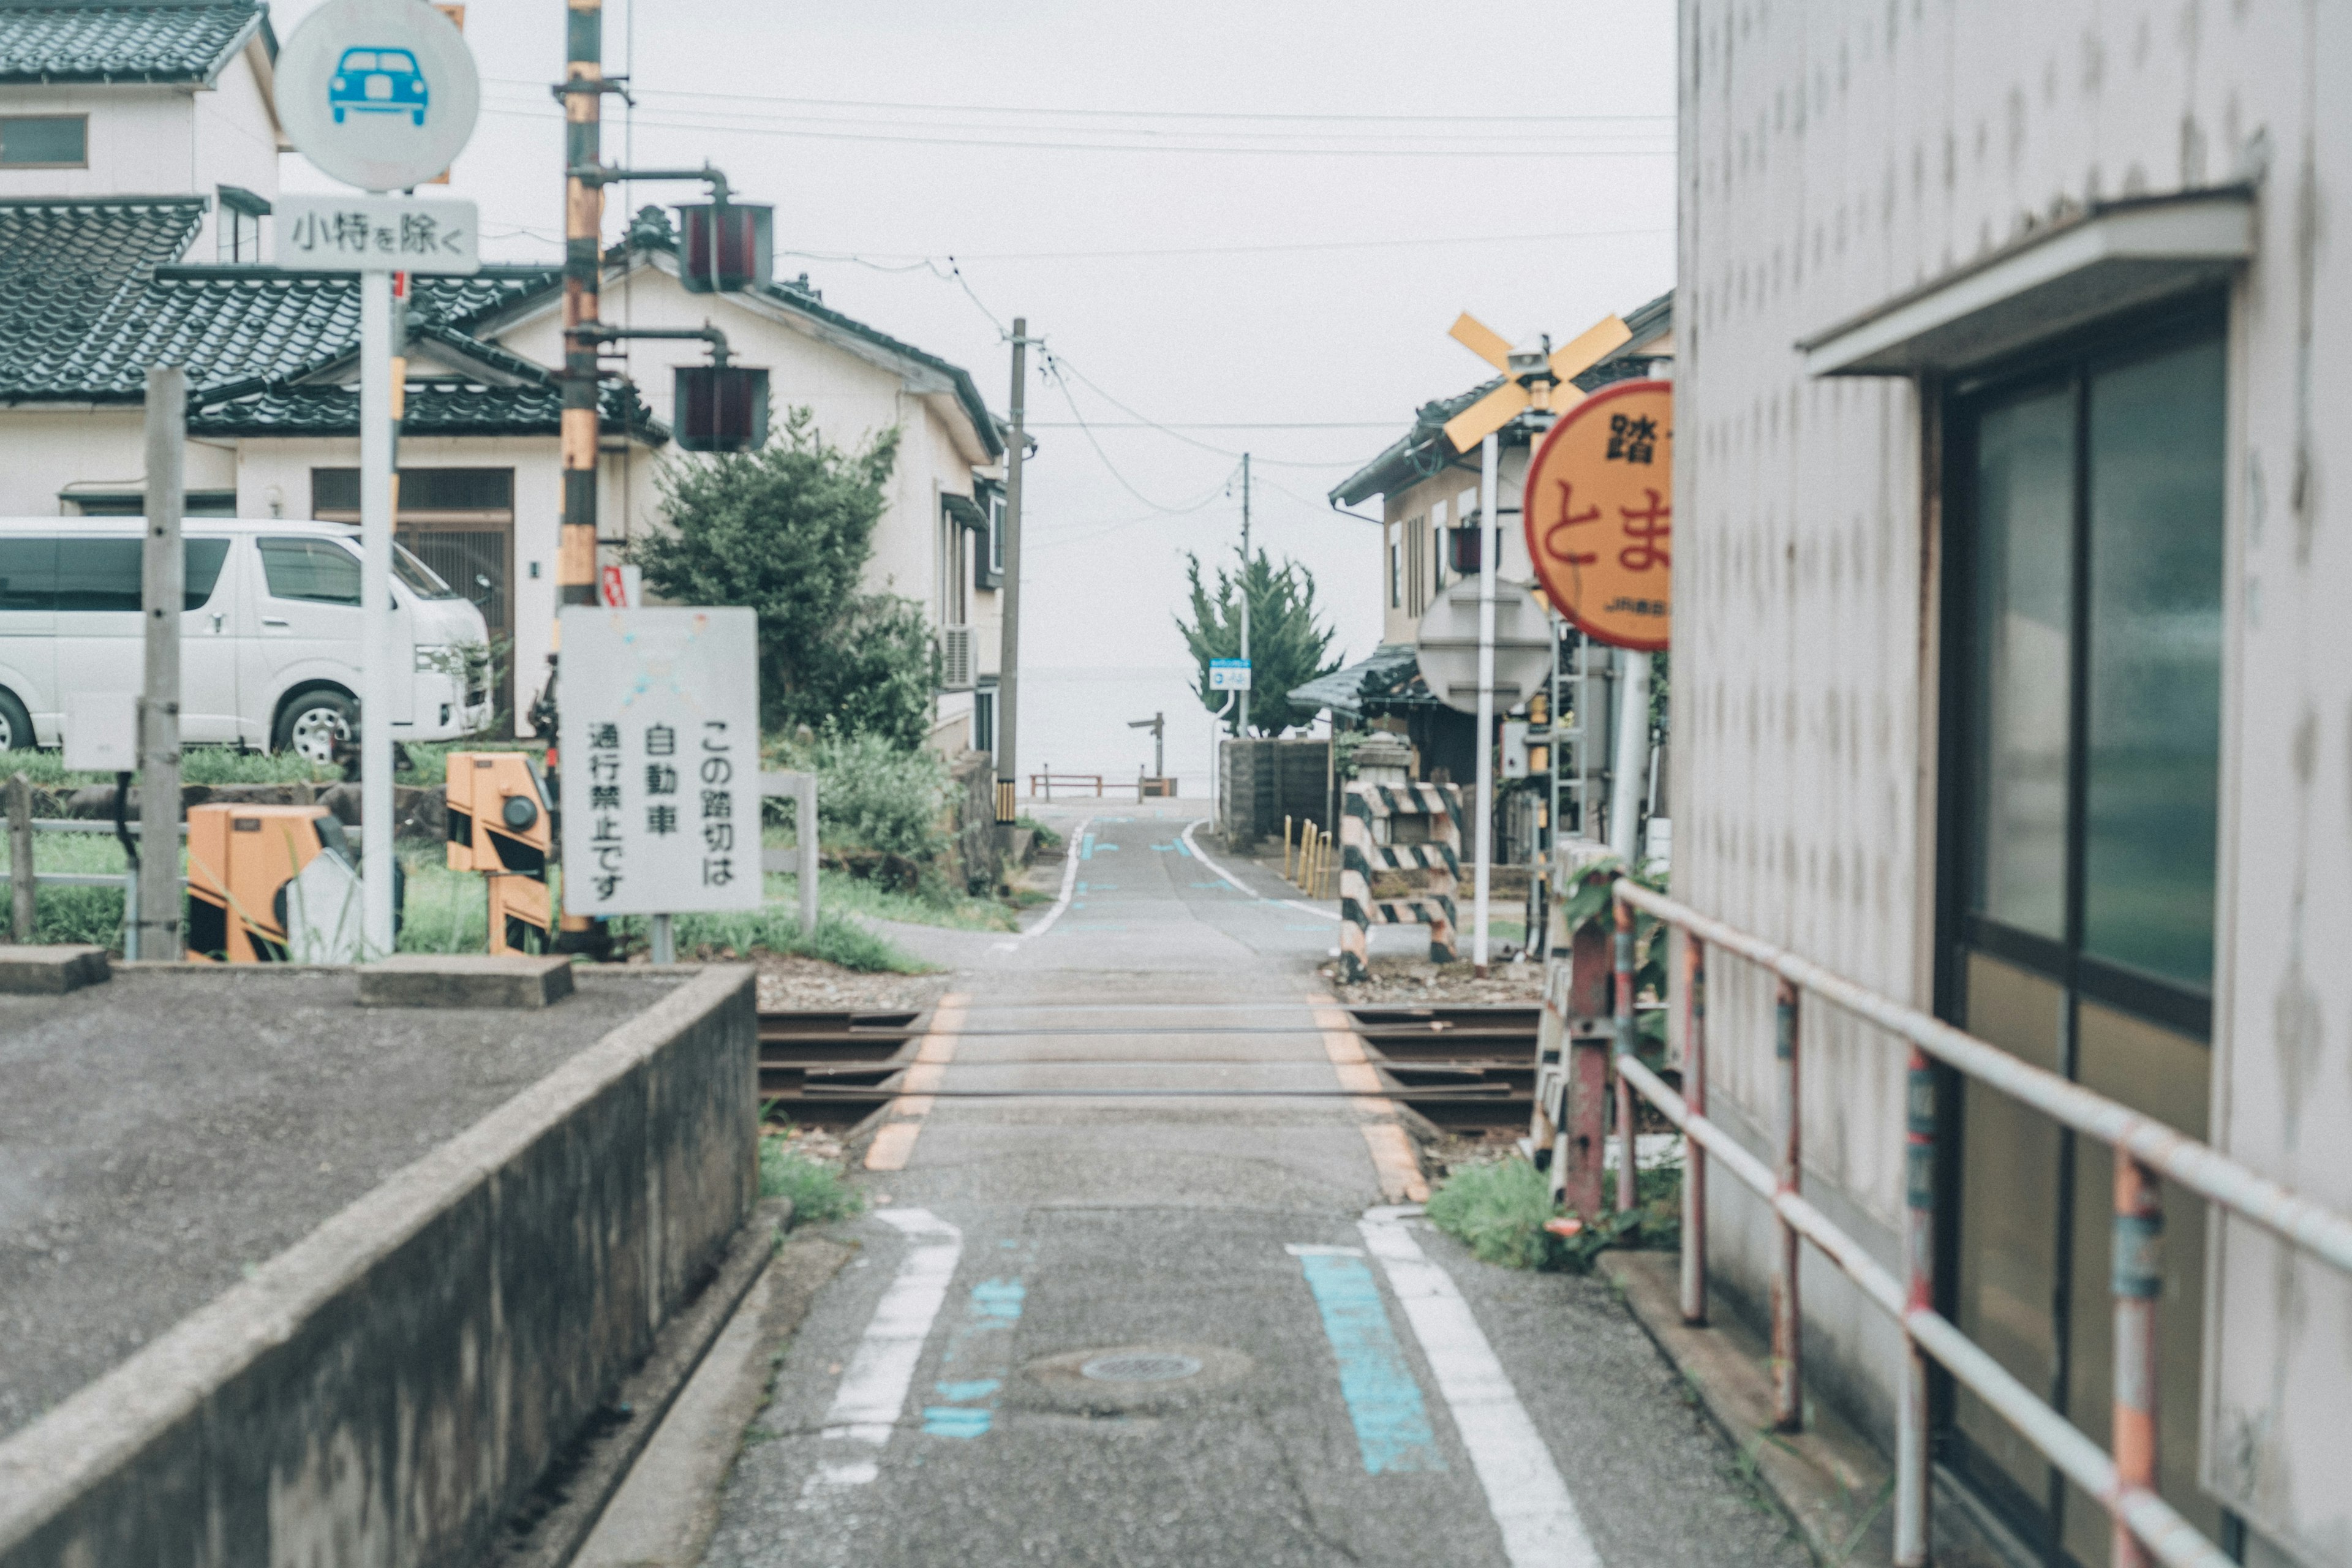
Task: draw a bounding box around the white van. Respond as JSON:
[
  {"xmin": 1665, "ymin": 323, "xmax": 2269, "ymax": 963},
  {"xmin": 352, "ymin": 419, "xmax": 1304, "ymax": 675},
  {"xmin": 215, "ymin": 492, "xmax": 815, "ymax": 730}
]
[{"xmin": 0, "ymin": 518, "xmax": 496, "ymax": 762}]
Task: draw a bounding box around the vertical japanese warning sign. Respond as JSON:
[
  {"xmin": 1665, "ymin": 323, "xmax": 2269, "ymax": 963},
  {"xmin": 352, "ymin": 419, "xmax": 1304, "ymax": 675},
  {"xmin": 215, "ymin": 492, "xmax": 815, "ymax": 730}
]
[
  {"xmin": 1521, "ymin": 380, "xmax": 1672, "ymax": 652},
  {"xmin": 557, "ymin": 606, "xmax": 762, "ymax": 916}
]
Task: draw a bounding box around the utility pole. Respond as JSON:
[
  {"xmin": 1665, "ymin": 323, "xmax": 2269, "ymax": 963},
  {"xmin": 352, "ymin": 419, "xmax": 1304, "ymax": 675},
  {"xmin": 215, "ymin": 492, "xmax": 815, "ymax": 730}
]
[
  {"xmin": 558, "ymin": 0, "xmax": 602, "ymax": 628},
  {"xmin": 994, "ymin": 316, "xmax": 1030, "ymax": 825},
  {"xmin": 1237, "ymin": 452, "xmax": 1251, "ymax": 739},
  {"xmin": 137, "ymin": 366, "xmax": 184, "ymax": 960}
]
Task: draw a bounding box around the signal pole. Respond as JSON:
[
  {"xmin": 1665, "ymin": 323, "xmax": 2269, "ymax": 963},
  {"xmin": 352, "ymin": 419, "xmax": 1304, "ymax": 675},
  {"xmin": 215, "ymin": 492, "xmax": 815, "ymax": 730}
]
[{"xmin": 994, "ymin": 317, "xmax": 1030, "ymax": 824}]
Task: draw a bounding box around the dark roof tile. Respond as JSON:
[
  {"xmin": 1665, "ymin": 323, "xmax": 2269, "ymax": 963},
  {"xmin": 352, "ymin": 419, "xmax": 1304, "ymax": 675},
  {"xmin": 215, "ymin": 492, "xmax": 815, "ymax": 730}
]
[
  {"xmin": 0, "ymin": 0, "xmax": 263, "ymax": 84},
  {"xmin": 189, "ymin": 380, "xmax": 665, "ymax": 442}
]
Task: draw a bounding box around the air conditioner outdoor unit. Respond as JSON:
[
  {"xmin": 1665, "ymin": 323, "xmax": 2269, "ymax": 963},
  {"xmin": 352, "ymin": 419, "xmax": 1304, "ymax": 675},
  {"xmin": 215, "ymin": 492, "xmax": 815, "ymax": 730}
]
[{"xmin": 940, "ymin": 624, "xmax": 974, "ymax": 690}]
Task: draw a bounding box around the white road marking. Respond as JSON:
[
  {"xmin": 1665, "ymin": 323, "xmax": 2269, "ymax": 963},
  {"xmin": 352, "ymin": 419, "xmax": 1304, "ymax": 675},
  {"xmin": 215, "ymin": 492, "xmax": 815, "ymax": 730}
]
[
  {"xmin": 1179, "ymin": 817, "xmax": 1338, "ymax": 920},
  {"xmin": 799, "ymin": 1208, "xmax": 962, "ymax": 1499},
  {"xmin": 1360, "ymin": 1206, "xmax": 1604, "ymax": 1568},
  {"xmin": 995, "ymin": 813, "xmax": 1095, "ymax": 950}
]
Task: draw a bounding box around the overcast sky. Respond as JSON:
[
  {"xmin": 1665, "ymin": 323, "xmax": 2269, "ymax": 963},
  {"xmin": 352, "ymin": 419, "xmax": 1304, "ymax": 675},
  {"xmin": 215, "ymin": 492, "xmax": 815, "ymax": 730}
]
[{"xmin": 278, "ymin": 0, "xmax": 1678, "ymax": 783}]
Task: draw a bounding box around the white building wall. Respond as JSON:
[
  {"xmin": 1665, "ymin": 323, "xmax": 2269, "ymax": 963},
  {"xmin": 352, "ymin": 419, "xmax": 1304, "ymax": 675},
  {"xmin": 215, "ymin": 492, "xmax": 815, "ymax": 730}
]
[{"xmin": 1679, "ymin": 2, "xmax": 2351, "ymax": 1559}]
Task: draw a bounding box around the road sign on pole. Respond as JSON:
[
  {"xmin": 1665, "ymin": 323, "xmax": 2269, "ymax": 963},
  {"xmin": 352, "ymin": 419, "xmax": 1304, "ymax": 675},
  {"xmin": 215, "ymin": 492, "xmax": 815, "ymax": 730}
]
[
  {"xmin": 557, "ymin": 608, "xmax": 763, "ymax": 919},
  {"xmin": 1521, "ymin": 379, "xmax": 1673, "ymax": 652},
  {"xmin": 274, "ymin": 0, "xmax": 480, "ymax": 194},
  {"xmin": 1208, "ymin": 660, "xmax": 1253, "ymax": 692},
  {"xmin": 274, "ymin": 192, "xmax": 478, "ymax": 271},
  {"xmin": 276, "ymin": 0, "xmax": 481, "ymax": 959}
]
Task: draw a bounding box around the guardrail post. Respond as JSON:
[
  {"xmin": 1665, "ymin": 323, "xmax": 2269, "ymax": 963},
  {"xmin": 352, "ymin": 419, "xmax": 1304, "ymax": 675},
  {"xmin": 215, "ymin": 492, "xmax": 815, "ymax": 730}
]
[
  {"xmin": 2113, "ymin": 1155, "xmax": 2163, "ymax": 1568},
  {"xmin": 1772, "ymin": 976, "xmax": 1803, "ymax": 1430},
  {"xmin": 1896, "ymin": 1045, "xmax": 1935, "ymax": 1564},
  {"xmin": 797, "ymin": 772, "xmax": 819, "ymax": 939},
  {"xmin": 1680, "ymin": 933, "xmax": 1707, "ymax": 1325},
  {"xmin": 1613, "ymin": 892, "xmax": 1637, "ymax": 1215},
  {"xmin": 1555, "ymin": 875, "xmax": 1614, "ymax": 1218},
  {"xmin": 6, "ymin": 774, "xmax": 32, "ymax": 942}
]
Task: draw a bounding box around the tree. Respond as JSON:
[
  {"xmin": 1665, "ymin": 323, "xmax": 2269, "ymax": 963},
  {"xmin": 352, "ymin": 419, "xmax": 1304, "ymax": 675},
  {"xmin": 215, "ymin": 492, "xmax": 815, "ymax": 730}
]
[
  {"xmin": 1175, "ymin": 549, "xmax": 1342, "ymax": 736},
  {"xmin": 633, "ymin": 408, "xmax": 935, "ymax": 750}
]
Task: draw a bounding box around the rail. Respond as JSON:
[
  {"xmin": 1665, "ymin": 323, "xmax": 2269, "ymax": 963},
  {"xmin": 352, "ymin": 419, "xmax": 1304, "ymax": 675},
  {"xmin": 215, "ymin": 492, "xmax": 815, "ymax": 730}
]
[
  {"xmin": 1028, "ymin": 771, "xmax": 1104, "ymax": 800},
  {"xmin": 1568, "ymin": 875, "xmax": 2352, "ymax": 1568}
]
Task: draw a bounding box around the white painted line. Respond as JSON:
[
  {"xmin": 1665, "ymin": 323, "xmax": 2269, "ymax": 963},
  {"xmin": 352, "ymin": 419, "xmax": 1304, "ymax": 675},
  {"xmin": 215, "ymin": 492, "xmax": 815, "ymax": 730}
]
[
  {"xmin": 1003, "ymin": 813, "xmax": 1093, "ymax": 948},
  {"xmin": 1360, "ymin": 1207, "xmax": 1604, "ymax": 1568},
  {"xmin": 800, "ymin": 1208, "xmax": 962, "ymax": 1498},
  {"xmin": 1179, "ymin": 817, "xmax": 1338, "ymax": 920}
]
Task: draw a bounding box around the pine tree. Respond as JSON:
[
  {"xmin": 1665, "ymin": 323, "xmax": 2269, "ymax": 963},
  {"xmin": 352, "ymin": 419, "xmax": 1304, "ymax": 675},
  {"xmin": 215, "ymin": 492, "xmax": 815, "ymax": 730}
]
[{"xmin": 1175, "ymin": 549, "xmax": 1342, "ymax": 737}]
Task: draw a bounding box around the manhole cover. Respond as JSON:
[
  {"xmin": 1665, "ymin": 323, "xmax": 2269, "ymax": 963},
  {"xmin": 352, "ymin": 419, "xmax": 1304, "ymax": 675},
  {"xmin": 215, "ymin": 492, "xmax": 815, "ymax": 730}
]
[{"xmin": 1079, "ymin": 1351, "xmax": 1204, "ymax": 1384}]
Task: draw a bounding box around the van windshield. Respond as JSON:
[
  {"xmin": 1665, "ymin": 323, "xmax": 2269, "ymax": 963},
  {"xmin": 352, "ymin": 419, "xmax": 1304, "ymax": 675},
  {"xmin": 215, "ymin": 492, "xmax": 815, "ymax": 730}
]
[{"xmin": 393, "ymin": 543, "xmax": 459, "ymax": 599}]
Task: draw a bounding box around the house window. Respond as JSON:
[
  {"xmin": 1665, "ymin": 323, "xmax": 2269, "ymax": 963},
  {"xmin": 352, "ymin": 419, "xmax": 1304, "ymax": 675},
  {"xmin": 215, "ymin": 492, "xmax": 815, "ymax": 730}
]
[
  {"xmin": 1430, "ymin": 497, "xmax": 1449, "ymax": 594},
  {"xmin": 1387, "ymin": 524, "xmax": 1401, "ymax": 609},
  {"xmin": 0, "ymin": 116, "xmax": 86, "ymax": 167},
  {"xmin": 216, "ymin": 186, "xmax": 269, "ymax": 263},
  {"xmin": 988, "ymin": 491, "xmax": 1005, "ymax": 576},
  {"xmin": 973, "ymin": 679, "xmax": 997, "ymax": 756},
  {"xmin": 1940, "ymin": 304, "xmax": 2226, "ymax": 1560}
]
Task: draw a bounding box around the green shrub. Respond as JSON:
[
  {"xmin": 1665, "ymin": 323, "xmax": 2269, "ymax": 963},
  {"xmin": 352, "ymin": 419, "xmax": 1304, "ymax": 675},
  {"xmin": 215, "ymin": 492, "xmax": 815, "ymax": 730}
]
[
  {"xmin": 1427, "ymin": 1158, "xmax": 1561, "ymax": 1270},
  {"xmin": 758, "ymin": 1133, "xmax": 864, "ymax": 1226},
  {"xmin": 770, "ymin": 729, "xmax": 950, "ymax": 859},
  {"xmin": 1014, "ymin": 814, "xmax": 1061, "ymax": 851},
  {"xmin": 1426, "ymin": 1154, "xmax": 1683, "ymax": 1272}
]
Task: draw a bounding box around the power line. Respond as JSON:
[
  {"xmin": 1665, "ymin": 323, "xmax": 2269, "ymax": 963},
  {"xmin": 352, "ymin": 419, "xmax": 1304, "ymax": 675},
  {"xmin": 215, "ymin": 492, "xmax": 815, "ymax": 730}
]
[
  {"xmin": 478, "ymin": 106, "xmax": 1673, "ymax": 159},
  {"xmin": 1023, "ymin": 421, "xmax": 1396, "ymax": 430},
  {"xmin": 775, "ymin": 224, "xmax": 1671, "ymax": 263},
  {"xmin": 483, "ymin": 76, "xmax": 1668, "ymax": 126}
]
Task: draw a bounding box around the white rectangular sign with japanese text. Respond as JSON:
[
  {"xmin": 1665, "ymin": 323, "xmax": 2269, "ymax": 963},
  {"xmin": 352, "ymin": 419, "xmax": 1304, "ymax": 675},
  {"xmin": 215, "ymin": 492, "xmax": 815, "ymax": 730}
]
[
  {"xmin": 273, "ymin": 192, "xmax": 480, "ymax": 273},
  {"xmin": 557, "ymin": 606, "xmax": 761, "ymax": 917}
]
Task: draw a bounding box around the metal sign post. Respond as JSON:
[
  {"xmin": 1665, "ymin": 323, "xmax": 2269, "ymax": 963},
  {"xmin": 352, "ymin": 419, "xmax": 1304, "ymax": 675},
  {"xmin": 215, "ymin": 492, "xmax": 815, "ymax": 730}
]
[
  {"xmin": 1472, "ymin": 433, "xmax": 1499, "ymax": 974},
  {"xmin": 276, "ymin": 0, "xmax": 481, "ymax": 957}
]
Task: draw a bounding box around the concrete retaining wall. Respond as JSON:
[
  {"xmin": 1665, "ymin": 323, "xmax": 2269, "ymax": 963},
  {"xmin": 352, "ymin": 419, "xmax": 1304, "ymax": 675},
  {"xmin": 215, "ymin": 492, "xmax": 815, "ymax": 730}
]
[
  {"xmin": 0, "ymin": 964, "xmax": 759, "ymax": 1568},
  {"xmin": 1218, "ymin": 737, "xmax": 1332, "ymax": 845}
]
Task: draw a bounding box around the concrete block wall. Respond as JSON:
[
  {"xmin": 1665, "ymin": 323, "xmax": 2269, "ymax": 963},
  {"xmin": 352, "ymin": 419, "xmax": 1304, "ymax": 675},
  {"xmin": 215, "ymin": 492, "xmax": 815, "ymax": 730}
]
[
  {"xmin": 1218, "ymin": 737, "xmax": 1333, "ymax": 845},
  {"xmin": 0, "ymin": 966, "xmax": 758, "ymax": 1568}
]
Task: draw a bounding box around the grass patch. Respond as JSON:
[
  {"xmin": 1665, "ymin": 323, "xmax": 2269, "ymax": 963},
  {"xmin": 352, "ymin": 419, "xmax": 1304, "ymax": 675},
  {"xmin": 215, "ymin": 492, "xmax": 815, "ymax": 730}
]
[
  {"xmin": 758, "ymin": 1131, "xmax": 864, "ymax": 1226},
  {"xmin": 1427, "ymin": 1157, "xmax": 1560, "ymax": 1269},
  {"xmin": 1014, "ymin": 814, "xmax": 1062, "ymax": 851},
  {"xmin": 1427, "ymin": 1153, "xmax": 1683, "ymax": 1272}
]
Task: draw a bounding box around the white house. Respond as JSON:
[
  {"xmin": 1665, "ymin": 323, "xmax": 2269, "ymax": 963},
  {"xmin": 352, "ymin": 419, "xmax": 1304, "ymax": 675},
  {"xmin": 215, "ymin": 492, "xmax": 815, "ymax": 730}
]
[{"xmin": 0, "ymin": 0, "xmax": 1006, "ymax": 752}]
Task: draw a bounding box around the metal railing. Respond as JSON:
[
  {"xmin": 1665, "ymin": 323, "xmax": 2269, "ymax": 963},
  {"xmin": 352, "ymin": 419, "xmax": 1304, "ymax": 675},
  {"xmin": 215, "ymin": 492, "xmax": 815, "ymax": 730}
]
[{"xmin": 1532, "ymin": 860, "xmax": 2352, "ymax": 1568}]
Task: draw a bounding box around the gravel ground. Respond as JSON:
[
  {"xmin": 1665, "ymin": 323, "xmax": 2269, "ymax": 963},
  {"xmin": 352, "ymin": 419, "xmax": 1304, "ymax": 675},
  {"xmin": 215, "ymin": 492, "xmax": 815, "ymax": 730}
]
[
  {"xmin": 0, "ymin": 965, "xmax": 684, "ymax": 1441},
  {"xmin": 1319, "ymin": 952, "xmax": 1546, "ymax": 1006},
  {"xmin": 752, "ymin": 956, "xmax": 952, "ymax": 1014}
]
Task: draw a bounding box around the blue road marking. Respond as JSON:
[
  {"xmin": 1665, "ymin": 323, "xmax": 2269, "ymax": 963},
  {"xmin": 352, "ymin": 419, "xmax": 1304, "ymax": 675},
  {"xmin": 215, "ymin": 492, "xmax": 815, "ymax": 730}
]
[
  {"xmin": 1079, "ymin": 834, "xmax": 1095, "ymax": 860},
  {"xmin": 922, "ymin": 1276, "xmax": 1027, "ymax": 1439},
  {"xmin": 1289, "ymin": 1247, "xmax": 1444, "ymax": 1474}
]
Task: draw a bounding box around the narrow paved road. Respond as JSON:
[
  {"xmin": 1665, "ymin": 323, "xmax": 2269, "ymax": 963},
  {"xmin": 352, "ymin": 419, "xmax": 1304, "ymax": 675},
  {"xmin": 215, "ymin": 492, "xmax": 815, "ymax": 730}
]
[{"xmin": 705, "ymin": 802, "xmax": 1804, "ymax": 1568}]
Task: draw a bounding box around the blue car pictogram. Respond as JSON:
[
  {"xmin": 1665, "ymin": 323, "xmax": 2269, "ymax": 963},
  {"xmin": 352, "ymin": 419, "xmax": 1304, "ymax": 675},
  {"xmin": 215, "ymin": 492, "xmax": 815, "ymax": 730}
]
[{"xmin": 328, "ymin": 47, "xmax": 428, "ymax": 126}]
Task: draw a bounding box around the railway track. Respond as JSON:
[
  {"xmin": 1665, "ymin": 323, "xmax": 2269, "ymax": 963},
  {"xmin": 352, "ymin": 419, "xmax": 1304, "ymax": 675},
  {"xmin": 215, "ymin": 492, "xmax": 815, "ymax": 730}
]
[
  {"xmin": 756, "ymin": 1001, "xmax": 1543, "ymax": 1136},
  {"xmin": 1344, "ymin": 1003, "xmax": 1540, "ymax": 1134},
  {"xmin": 758, "ymin": 1007, "xmax": 926, "ymax": 1126}
]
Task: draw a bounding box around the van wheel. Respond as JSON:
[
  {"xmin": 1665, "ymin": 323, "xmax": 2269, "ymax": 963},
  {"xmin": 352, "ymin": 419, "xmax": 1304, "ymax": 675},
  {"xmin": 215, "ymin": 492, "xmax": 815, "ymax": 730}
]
[
  {"xmin": 276, "ymin": 690, "xmax": 357, "ymax": 766},
  {"xmin": 0, "ymin": 690, "xmax": 30, "ymax": 751}
]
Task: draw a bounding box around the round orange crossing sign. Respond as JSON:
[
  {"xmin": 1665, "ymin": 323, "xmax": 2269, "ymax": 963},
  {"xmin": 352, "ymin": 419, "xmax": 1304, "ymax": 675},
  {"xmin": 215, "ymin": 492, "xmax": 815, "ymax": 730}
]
[{"xmin": 1521, "ymin": 379, "xmax": 1672, "ymax": 652}]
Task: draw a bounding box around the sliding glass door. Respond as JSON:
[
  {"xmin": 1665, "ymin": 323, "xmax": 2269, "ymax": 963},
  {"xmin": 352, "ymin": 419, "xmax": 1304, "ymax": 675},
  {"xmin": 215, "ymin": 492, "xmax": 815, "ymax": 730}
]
[{"xmin": 1941, "ymin": 307, "xmax": 2226, "ymax": 1565}]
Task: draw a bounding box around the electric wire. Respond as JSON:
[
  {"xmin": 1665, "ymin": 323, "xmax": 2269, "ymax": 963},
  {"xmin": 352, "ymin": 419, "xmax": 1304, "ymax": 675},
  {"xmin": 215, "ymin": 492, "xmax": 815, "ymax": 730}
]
[
  {"xmin": 775, "ymin": 225, "xmax": 1671, "ymax": 263},
  {"xmin": 477, "ymin": 105, "xmax": 1672, "ymax": 159},
  {"xmin": 483, "ymin": 75, "xmax": 1667, "ymax": 126}
]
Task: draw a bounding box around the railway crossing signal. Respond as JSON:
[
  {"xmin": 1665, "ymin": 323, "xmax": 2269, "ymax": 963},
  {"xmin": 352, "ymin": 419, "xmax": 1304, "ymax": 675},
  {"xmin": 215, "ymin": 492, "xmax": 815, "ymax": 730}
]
[
  {"xmin": 444, "ymin": 751, "xmax": 554, "ymax": 954},
  {"xmin": 1440, "ymin": 311, "xmax": 1632, "ymax": 453}
]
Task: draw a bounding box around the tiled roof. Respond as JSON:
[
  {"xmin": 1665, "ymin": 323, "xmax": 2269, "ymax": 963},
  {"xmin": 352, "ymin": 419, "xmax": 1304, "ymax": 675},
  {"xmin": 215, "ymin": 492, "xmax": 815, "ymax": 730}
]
[
  {"xmin": 0, "ymin": 205, "xmax": 565, "ymax": 403},
  {"xmin": 0, "ymin": 0, "xmax": 266, "ymax": 85},
  {"xmin": 189, "ymin": 380, "xmax": 666, "ymax": 442},
  {"xmin": 0, "ymin": 197, "xmax": 203, "ymax": 396}
]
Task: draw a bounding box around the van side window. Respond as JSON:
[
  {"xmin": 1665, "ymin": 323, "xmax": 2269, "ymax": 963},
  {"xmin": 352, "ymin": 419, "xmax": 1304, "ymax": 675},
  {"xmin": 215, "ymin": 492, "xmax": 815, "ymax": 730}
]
[
  {"xmin": 0, "ymin": 538, "xmax": 56, "ymax": 611},
  {"xmin": 258, "ymin": 538, "xmax": 361, "ymax": 606},
  {"xmin": 185, "ymin": 539, "xmax": 230, "ymax": 609},
  {"xmin": 55, "ymin": 538, "xmax": 142, "ymax": 612}
]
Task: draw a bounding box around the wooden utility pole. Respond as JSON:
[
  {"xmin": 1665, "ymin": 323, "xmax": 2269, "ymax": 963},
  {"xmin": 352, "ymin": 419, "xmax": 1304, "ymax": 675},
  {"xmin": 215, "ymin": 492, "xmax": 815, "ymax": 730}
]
[
  {"xmin": 993, "ymin": 317, "xmax": 1029, "ymax": 824},
  {"xmin": 559, "ymin": 0, "xmax": 603, "ymax": 628},
  {"xmin": 138, "ymin": 365, "xmax": 185, "ymax": 959}
]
